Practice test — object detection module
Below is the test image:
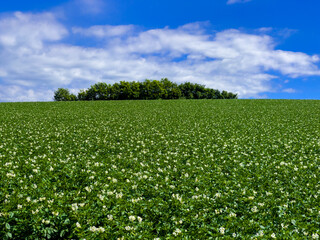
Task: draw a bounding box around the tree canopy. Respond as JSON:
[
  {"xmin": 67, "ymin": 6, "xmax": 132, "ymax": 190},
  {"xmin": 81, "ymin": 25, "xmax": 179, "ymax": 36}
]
[
  {"xmin": 53, "ymin": 88, "xmax": 77, "ymax": 101},
  {"xmin": 54, "ymin": 79, "xmax": 237, "ymax": 101}
]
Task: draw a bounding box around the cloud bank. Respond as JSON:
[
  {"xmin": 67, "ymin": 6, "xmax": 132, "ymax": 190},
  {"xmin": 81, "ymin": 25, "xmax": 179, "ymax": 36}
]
[{"xmin": 0, "ymin": 12, "xmax": 320, "ymax": 101}]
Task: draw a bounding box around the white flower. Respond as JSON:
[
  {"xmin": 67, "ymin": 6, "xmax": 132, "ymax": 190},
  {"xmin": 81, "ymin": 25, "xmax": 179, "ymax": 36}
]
[
  {"xmin": 89, "ymin": 226, "xmax": 105, "ymax": 232},
  {"xmin": 172, "ymin": 194, "xmax": 182, "ymax": 202},
  {"xmin": 257, "ymin": 230, "xmax": 264, "ymax": 236},
  {"xmin": 125, "ymin": 226, "xmax": 133, "ymax": 231},
  {"xmin": 219, "ymin": 227, "xmax": 225, "ymax": 235},
  {"xmin": 76, "ymin": 222, "xmax": 81, "ymax": 228},
  {"xmin": 89, "ymin": 226, "xmax": 97, "ymax": 232},
  {"xmin": 98, "ymin": 194, "xmax": 105, "ymax": 201},
  {"xmin": 312, "ymin": 233, "xmax": 319, "ymax": 239},
  {"xmin": 129, "ymin": 215, "xmax": 136, "ymax": 221},
  {"xmin": 17, "ymin": 204, "xmax": 22, "ymax": 209},
  {"xmin": 107, "ymin": 215, "xmax": 113, "ymax": 220},
  {"xmin": 71, "ymin": 203, "xmax": 78, "ymax": 211},
  {"xmin": 116, "ymin": 192, "xmax": 123, "ymax": 199},
  {"xmin": 42, "ymin": 219, "xmax": 50, "ymax": 224},
  {"xmin": 229, "ymin": 212, "xmax": 237, "ymax": 217},
  {"xmin": 251, "ymin": 206, "xmax": 258, "ymax": 213},
  {"xmin": 271, "ymin": 233, "xmax": 276, "ymax": 238},
  {"xmin": 131, "ymin": 197, "xmax": 143, "ymax": 203},
  {"xmin": 6, "ymin": 172, "xmax": 16, "ymax": 178},
  {"xmin": 137, "ymin": 216, "xmax": 143, "ymax": 223},
  {"xmin": 32, "ymin": 209, "xmax": 39, "ymax": 214},
  {"xmin": 173, "ymin": 228, "xmax": 182, "ymax": 236}
]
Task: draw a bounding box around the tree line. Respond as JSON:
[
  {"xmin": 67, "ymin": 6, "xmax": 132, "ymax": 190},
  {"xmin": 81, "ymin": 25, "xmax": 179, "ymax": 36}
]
[{"xmin": 54, "ymin": 78, "xmax": 238, "ymax": 101}]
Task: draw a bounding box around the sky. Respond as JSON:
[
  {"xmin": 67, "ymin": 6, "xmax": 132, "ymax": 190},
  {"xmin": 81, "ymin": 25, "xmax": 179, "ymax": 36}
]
[{"xmin": 0, "ymin": 0, "xmax": 320, "ymax": 101}]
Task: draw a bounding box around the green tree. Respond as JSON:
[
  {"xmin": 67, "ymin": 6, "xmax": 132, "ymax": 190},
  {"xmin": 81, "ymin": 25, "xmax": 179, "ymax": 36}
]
[
  {"xmin": 119, "ymin": 81, "xmax": 132, "ymax": 100},
  {"xmin": 194, "ymin": 83, "xmax": 206, "ymax": 99},
  {"xmin": 227, "ymin": 92, "xmax": 238, "ymax": 99},
  {"xmin": 54, "ymin": 88, "xmax": 72, "ymax": 101},
  {"xmin": 179, "ymin": 82, "xmax": 196, "ymax": 99},
  {"xmin": 130, "ymin": 81, "xmax": 141, "ymax": 99},
  {"xmin": 77, "ymin": 89, "xmax": 89, "ymax": 101},
  {"xmin": 161, "ymin": 78, "xmax": 181, "ymax": 99},
  {"xmin": 110, "ymin": 83, "xmax": 121, "ymax": 100},
  {"xmin": 95, "ymin": 82, "xmax": 110, "ymax": 100},
  {"xmin": 221, "ymin": 90, "xmax": 229, "ymax": 99},
  {"xmin": 150, "ymin": 80, "xmax": 165, "ymax": 99},
  {"xmin": 140, "ymin": 80, "xmax": 152, "ymax": 100},
  {"xmin": 69, "ymin": 94, "xmax": 77, "ymax": 101},
  {"xmin": 55, "ymin": 79, "xmax": 238, "ymax": 101}
]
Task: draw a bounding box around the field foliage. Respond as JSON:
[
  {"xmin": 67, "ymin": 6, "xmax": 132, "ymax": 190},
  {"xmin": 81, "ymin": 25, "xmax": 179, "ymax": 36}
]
[{"xmin": 1, "ymin": 100, "xmax": 320, "ymax": 239}]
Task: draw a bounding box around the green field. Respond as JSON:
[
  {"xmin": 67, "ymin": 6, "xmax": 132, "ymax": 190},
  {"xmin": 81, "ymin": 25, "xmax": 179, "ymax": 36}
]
[{"xmin": 1, "ymin": 100, "xmax": 320, "ymax": 239}]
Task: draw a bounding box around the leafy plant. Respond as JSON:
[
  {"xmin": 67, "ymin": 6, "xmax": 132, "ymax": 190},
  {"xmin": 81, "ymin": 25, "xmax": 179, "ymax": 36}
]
[{"xmin": 0, "ymin": 100, "xmax": 320, "ymax": 239}]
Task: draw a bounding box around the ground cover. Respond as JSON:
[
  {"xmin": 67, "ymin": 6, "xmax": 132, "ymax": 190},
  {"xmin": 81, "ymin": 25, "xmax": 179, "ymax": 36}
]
[{"xmin": 1, "ymin": 100, "xmax": 320, "ymax": 239}]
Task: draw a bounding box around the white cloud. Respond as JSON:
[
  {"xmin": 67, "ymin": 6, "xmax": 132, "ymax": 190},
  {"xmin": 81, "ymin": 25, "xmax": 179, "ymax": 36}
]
[
  {"xmin": 0, "ymin": 12, "xmax": 67, "ymax": 49},
  {"xmin": 0, "ymin": 85, "xmax": 54, "ymax": 102},
  {"xmin": 227, "ymin": 0, "xmax": 252, "ymax": 4},
  {"xmin": 0, "ymin": 12, "xmax": 320, "ymax": 102},
  {"xmin": 72, "ymin": 0, "xmax": 106, "ymax": 15},
  {"xmin": 283, "ymin": 88, "xmax": 296, "ymax": 93},
  {"xmin": 72, "ymin": 25, "xmax": 135, "ymax": 38}
]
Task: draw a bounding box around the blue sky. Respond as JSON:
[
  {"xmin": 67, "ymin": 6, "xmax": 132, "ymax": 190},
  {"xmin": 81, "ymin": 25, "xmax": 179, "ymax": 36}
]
[{"xmin": 1, "ymin": 0, "xmax": 320, "ymax": 101}]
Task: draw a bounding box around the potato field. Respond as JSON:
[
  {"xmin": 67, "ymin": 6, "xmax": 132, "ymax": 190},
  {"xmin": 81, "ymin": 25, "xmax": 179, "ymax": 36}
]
[{"xmin": 1, "ymin": 100, "xmax": 320, "ymax": 239}]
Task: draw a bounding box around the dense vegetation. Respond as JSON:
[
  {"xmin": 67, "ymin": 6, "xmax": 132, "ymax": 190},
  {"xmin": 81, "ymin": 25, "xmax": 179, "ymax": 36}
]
[
  {"xmin": 1, "ymin": 100, "xmax": 320, "ymax": 239},
  {"xmin": 54, "ymin": 79, "xmax": 237, "ymax": 101}
]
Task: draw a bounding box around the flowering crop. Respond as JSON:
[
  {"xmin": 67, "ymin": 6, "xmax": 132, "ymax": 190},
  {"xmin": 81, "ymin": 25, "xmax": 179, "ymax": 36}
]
[{"xmin": 1, "ymin": 100, "xmax": 320, "ymax": 239}]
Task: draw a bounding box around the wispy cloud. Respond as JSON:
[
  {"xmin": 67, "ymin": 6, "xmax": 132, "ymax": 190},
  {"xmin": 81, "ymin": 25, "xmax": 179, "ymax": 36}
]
[
  {"xmin": 227, "ymin": 0, "xmax": 252, "ymax": 5},
  {"xmin": 283, "ymin": 88, "xmax": 296, "ymax": 93},
  {"xmin": 72, "ymin": 25, "xmax": 136, "ymax": 38},
  {"xmin": 76, "ymin": 0, "xmax": 106, "ymax": 15},
  {"xmin": 0, "ymin": 12, "xmax": 319, "ymax": 101},
  {"xmin": 53, "ymin": 0, "xmax": 108, "ymax": 18}
]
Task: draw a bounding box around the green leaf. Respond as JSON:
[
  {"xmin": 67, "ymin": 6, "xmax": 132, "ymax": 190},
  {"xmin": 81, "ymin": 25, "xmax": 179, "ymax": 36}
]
[
  {"xmin": 5, "ymin": 223, "xmax": 10, "ymax": 230},
  {"xmin": 60, "ymin": 230, "xmax": 65, "ymax": 237},
  {"xmin": 64, "ymin": 219, "xmax": 70, "ymax": 224}
]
